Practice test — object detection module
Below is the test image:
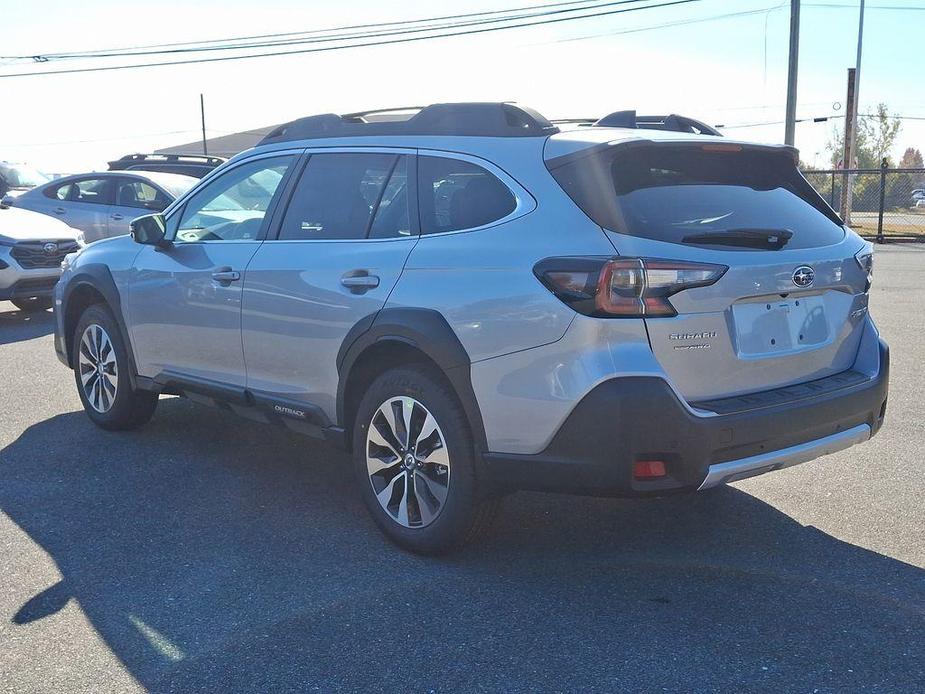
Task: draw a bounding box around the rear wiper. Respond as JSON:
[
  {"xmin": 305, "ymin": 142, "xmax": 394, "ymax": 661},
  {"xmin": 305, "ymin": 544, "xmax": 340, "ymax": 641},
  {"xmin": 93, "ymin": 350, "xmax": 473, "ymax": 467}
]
[{"xmin": 681, "ymin": 228, "xmax": 793, "ymax": 250}]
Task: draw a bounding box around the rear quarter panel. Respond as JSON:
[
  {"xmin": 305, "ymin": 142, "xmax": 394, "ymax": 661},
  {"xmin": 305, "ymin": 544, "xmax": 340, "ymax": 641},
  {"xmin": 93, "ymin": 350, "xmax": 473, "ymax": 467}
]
[{"xmin": 385, "ymin": 149, "xmax": 617, "ymax": 362}]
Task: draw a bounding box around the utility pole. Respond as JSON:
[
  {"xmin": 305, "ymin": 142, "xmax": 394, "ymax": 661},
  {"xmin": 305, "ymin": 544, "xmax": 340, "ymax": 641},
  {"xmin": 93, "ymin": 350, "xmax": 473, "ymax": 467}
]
[
  {"xmin": 840, "ymin": 68, "xmax": 857, "ymax": 221},
  {"xmin": 843, "ymin": 1, "xmax": 865, "ymax": 223},
  {"xmin": 784, "ymin": 0, "xmax": 800, "ymax": 146},
  {"xmin": 200, "ymin": 93, "xmax": 208, "ymax": 156}
]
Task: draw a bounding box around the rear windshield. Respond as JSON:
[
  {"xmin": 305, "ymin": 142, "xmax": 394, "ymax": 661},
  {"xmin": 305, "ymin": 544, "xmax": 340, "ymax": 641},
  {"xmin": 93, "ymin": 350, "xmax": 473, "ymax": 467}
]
[{"xmin": 548, "ymin": 144, "xmax": 845, "ymax": 250}]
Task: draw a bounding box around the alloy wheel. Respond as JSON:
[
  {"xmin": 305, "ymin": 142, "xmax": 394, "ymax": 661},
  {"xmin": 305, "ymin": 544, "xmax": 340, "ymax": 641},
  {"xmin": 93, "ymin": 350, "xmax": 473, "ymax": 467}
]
[
  {"xmin": 366, "ymin": 396, "xmax": 451, "ymax": 528},
  {"xmin": 77, "ymin": 324, "xmax": 118, "ymax": 413}
]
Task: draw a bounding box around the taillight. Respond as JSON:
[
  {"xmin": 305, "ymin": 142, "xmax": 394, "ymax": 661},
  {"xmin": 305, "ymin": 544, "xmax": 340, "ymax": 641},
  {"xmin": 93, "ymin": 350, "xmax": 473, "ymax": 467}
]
[
  {"xmin": 534, "ymin": 257, "xmax": 727, "ymax": 318},
  {"xmin": 855, "ymin": 247, "xmax": 873, "ymax": 291}
]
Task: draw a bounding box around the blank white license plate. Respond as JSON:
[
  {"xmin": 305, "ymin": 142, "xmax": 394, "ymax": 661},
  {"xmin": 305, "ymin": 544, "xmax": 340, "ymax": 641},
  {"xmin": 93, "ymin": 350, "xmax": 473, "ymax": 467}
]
[{"xmin": 733, "ymin": 295, "xmax": 829, "ymax": 356}]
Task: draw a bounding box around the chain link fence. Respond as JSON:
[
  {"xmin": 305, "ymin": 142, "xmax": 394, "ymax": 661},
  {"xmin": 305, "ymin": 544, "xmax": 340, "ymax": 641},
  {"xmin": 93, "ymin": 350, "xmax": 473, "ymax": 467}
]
[{"xmin": 803, "ymin": 166, "xmax": 925, "ymax": 242}]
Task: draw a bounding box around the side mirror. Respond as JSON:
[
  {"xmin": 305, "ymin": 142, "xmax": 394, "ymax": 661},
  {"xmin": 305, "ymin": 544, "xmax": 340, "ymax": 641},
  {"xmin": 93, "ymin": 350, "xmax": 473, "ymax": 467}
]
[{"xmin": 130, "ymin": 214, "xmax": 170, "ymax": 248}]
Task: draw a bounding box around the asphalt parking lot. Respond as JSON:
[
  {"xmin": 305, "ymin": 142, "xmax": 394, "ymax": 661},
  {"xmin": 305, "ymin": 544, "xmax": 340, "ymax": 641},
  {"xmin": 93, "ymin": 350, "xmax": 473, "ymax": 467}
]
[{"xmin": 1, "ymin": 246, "xmax": 923, "ymax": 693}]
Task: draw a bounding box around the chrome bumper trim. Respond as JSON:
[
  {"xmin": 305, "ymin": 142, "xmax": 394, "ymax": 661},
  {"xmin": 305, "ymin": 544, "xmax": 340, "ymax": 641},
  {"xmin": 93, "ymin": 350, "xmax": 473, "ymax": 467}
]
[{"xmin": 697, "ymin": 423, "xmax": 872, "ymax": 490}]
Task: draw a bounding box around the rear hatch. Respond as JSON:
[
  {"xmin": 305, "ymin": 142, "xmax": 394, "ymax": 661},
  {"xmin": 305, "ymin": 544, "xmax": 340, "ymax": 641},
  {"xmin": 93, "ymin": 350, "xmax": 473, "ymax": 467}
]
[{"xmin": 547, "ymin": 139, "xmax": 872, "ymax": 401}]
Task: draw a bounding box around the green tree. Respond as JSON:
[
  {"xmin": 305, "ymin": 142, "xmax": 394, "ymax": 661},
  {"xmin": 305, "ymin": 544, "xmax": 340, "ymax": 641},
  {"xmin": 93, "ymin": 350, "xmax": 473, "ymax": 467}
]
[
  {"xmin": 827, "ymin": 103, "xmax": 902, "ymax": 168},
  {"xmin": 899, "ymin": 147, "xmax": 923, "ymax": 169}
]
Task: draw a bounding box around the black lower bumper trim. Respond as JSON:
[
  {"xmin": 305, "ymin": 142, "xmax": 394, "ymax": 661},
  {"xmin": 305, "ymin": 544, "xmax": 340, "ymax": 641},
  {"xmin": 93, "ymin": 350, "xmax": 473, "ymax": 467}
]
[
  {"xmin": 0, "ymin": 276, "xmax": 59, "ymax": 300},
  {"xmin": 483, "ymin": 340, "xmax": 889, "ymax": 498}
]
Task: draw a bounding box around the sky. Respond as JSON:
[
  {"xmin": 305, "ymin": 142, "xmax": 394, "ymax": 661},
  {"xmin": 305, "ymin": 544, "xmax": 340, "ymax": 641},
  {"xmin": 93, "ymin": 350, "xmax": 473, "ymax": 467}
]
[{"xmin": 1, "ymin": 0, "xmax": 923, "ymax": 173}]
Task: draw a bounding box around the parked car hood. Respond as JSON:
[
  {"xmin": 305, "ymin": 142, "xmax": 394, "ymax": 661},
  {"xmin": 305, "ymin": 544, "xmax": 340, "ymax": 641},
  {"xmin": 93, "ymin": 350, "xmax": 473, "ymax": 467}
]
[{"xmin": 0, "ymin": 207, "xmax": 84, "ymax": 242}]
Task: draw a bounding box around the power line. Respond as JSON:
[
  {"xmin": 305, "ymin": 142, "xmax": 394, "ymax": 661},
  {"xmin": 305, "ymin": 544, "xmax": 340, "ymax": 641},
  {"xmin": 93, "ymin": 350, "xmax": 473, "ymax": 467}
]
[
  {"xmin": 9, "ymin": 1, "xmax": 633, "ymax": 61},
  {"xmin": 0, "ymin": 0, "xmax": 708, "ymax": 79},
  {"xmin": 804, "ymin": 3, "xmax": 925, "ymax": 9},
  {"xmin": 4, "ymin": 1, "xmax": 675, "ymax": 63},
  {"xmin": 717, "ymin": 112, "xmax": 925, "ymax": 128},
  {"xmin": 4, "ymin": 0, "xmax": 611, "ymax": 60},
  {"xmin": 547, "ymin": 4, "xmax": 785, "ymax": 44},
  {"xmin": 0, "ymin": 128, "xmax": 211, "ymax": 147}
]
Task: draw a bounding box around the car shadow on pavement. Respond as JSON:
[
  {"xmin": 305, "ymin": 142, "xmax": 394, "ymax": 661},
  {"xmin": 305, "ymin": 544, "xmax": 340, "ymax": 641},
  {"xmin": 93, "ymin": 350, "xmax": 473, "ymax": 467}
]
[
  {"xmin": 1, "ymin": 398, "xmax": 923, "ymax": 692},
  {"xmin": 0, "ymin": 305, "xmax": 54, "ymax": 345}
]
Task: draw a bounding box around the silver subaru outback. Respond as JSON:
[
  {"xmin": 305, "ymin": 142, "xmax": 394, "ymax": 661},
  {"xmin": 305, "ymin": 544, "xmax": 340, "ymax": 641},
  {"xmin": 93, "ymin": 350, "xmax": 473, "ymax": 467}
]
[{"xmin": 52, "ymin": 103, "xmax": 889, "ymax": 554}]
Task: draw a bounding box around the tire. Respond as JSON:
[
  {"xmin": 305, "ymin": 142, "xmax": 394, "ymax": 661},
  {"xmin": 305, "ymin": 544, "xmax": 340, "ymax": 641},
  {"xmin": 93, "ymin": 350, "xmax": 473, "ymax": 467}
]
[
  {"xmin": 353, "ymin": 364, "xmax": 499, "ymax": 554},
  {"xmin": 72, "ymin": 303, "xmax": 158, "ymax": 431},
  {"xmin": 12, "ymin": 296, "xmax": 53, "ymax": 312}
]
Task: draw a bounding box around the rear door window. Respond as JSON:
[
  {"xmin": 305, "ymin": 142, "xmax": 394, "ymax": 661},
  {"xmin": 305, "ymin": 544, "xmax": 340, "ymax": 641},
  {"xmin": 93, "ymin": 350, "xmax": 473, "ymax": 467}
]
[
  {"xmin": 548, "ymin": 145, "xmax": 845, "ymax": 250},
  {"xmin": 418, "ymin": 156, "xmax": 516, "ymax": 234},
  {"xmin": 70, "ymin": 178, "xmax": 114, "ymax": 205},
  {"xmin": 44, "ymin": 182, "xmax": 72, "ymax": 200},
  {"xmin": 116, "ymin": 179, "xmax": 170, "ymax": 210},
  {"xmin": 278, "ymin": 152, "xmax": 409, "ymax": 240}
]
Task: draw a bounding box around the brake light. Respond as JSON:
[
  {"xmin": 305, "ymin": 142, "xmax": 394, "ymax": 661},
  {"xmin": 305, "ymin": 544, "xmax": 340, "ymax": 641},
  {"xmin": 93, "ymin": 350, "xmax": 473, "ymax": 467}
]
[
  {"xmin": 701, "ymin": 143, "xmax": 743, "ymax": 153},
  {"xmin": 535, "ymin": 257, "xmax": 727, "ymax": 318},
  {"xmin": 855, "ymin": 247, "xmax": 873, "ymax": 290}
]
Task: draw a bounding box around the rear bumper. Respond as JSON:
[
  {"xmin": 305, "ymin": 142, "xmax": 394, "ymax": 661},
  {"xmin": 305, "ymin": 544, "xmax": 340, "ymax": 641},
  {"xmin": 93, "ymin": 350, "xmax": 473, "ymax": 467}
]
[{"xmin": 483, "ymin": 339, "xmax": 889, "ymax": 497}]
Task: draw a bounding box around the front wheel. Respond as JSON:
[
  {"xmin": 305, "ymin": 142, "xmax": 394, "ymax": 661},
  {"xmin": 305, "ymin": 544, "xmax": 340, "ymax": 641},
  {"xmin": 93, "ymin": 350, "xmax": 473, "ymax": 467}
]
[
  {"xmin": 353, "ymin": 365, "xmax": 499, "ymax": 554},
  {"xmin": 72, "ymin": 304, "xmax": 158, "ymax": 430},
  {"xmin": 12, "ymin": 296, "xmax": 53, "ymax": 312}
]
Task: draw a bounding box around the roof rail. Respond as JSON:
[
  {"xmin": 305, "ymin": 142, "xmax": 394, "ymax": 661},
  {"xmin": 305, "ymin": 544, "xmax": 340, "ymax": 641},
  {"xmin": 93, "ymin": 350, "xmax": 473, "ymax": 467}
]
[
  {"xmin": 109, "ymin": 153, "xmax": 227, "ymax": 167},
  {"xmin": 551, "ymin": 111, "xmax": 723, "ymax": 137},
  {"xmin": 600, "ymin": 111, "xmax": 722, "ymax": 136},
  {"xmin": 341, "ymin": 106, "xmax": 427, "ymax": 123},
  {"xmin": 258, "ymin": 102, "xmax": 559, "ymax": 145}
]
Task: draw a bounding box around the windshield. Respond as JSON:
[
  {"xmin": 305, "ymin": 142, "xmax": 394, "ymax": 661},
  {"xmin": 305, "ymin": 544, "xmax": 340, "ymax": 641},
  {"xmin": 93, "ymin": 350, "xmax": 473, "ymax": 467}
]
[
  {"xmin": 0, "ymin": 163, "xmax": 50, "ymax": 188},
  {"xmin": 548, "ymin": 144, "xmax": 845, "ymax": 250}
]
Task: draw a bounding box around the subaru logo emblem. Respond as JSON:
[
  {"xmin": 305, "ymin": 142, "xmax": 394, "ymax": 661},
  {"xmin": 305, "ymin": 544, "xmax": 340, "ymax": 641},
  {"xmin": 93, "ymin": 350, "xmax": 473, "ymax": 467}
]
[
  {"xmin": 42, "ymin": 242, "xmax": 58, "ymax": 255},
  {"xmin": 792, "ymin": 265, "xmax": 815, "ymax": 288}
]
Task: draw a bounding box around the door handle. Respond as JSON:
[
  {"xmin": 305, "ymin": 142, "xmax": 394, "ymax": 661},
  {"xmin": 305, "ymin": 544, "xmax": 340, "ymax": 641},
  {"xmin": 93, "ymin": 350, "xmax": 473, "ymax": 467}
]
[
  {"xmin": 111, "ymin": 213, "xmax": 124, "ymax": 221},
  {"xmin": 340, "ymin": 272, "xmax": 380, "ymax": 292},
  {"xmin": 211, "ymin": 268, "xmax": 241, "ymax": 284},
  {"xmin": 54, "ymin": 207, "xmax": 66, "ymax": 215}
]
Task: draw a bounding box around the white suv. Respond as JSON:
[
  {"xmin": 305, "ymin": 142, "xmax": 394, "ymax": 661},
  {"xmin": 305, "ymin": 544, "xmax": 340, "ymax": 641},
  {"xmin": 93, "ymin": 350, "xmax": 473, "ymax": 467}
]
[{"xmin": 1, "ymin": 207, "xmax": 83, "ymax": 312}]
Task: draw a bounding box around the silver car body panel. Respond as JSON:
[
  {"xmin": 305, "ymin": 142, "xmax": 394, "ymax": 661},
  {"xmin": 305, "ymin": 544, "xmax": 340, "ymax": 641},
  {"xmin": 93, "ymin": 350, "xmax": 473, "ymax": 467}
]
[
  {"xmin": 9, "ymin": 171, "xmax": 194, "ymax": 242},
  {"xmin": 604, "ymin": 231, "xmax": 871, "ymax": 400},
  {"xmin": 56, "ymin": 123, "xmax": 883, "ymax": 480},
  {"xmin": 241, "ymin": 143, "xmax": 420, "ymax": 417},
  {"xmin": 129, "ymin": 241, "xmax": 263, "ymax": 385},
  {"xmin": 472, "ymin": 310, "xmax": 884, "ymax": 455}
]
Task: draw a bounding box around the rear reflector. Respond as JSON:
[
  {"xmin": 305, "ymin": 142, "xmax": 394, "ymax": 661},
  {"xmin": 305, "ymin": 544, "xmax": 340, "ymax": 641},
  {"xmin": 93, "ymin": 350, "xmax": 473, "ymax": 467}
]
[{"xmin": 633, "ymin": 460, "xmax": 667, "ymax": 480}]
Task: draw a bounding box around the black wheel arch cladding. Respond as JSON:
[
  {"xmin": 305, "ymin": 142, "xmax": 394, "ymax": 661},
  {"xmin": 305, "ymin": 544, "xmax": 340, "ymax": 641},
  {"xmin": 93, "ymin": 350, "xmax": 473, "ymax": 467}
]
[
  {"xmin": 61, "ymin": 264, "xmax": 140, "ymax": 389},
  {"xmin": 336, "ymin": 307, "xmax": 488, "ymax": 453}
]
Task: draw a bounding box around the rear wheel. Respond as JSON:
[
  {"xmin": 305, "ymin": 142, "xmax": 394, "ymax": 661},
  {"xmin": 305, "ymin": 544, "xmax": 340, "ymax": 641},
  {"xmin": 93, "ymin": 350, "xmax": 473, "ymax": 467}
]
[
  {"xmin": 12, "ymin": 296, "xmax": 53, "ymax": 312},
  {"xmin": 353, "ymin": 365, "xmax": 498, "ymax": 554},
  {"xmin": 72, "ymin": 304, "xmax": 158, "ymax": 430}
]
